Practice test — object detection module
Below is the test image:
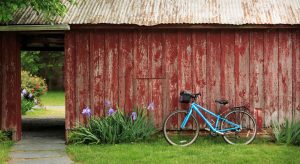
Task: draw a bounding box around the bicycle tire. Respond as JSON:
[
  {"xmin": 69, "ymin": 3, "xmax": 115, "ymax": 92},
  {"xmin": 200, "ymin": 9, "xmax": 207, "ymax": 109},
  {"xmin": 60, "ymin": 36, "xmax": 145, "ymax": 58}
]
[
  {"xmin": 163, "ymin": 110, "xmax": 199, "ymax": 146},
  {"xmin": 221, "ymin": 110, "xmax": 257, "ymax": 145}
]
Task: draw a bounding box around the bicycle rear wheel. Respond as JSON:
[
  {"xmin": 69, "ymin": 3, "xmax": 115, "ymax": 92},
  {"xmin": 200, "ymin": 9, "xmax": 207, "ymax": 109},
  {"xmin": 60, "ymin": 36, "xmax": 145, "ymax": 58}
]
[
  {"xmin": 163, "ymin": 110, "xmax": 199, "ymax": 146},
  {"xmin": 221, "ymin": 110, "xmax": 257, "ymax": 145}
]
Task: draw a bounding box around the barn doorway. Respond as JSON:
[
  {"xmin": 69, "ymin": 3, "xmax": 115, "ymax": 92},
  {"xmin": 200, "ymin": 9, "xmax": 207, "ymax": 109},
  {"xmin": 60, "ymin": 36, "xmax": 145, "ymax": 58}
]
[{"xmin": 19, "ymin": 32, "xmax": 66, "ymax": 140}]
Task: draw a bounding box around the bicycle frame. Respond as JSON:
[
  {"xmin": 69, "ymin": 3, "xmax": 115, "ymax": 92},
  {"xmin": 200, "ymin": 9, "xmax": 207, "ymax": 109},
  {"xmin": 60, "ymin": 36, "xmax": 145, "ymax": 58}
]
[{"xmin": 180, "ymin": 102, "xmax": 241, "ymax": 134}]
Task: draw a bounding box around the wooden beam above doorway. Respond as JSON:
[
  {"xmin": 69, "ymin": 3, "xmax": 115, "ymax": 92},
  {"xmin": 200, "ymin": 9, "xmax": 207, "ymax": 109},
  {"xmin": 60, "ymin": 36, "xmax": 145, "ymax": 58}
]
[{"xmin": 0, "ymin": 25, "xmax": 70, "ymax": 31}]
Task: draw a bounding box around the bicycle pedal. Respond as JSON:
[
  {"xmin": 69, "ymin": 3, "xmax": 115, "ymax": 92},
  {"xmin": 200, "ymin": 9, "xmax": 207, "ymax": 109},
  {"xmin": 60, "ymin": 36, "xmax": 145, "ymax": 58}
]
[{"xmin": 204, "ymin": 128, "xmax": 210, "ymax": 131}]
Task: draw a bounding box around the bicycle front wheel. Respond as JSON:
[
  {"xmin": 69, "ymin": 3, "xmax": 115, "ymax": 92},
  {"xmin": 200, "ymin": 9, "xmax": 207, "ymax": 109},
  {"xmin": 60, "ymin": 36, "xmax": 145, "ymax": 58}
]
[
  {"xmin": 221, "ymin": 110, "xmax": 257, "ymax": 145},
  {"xmin": 163, "ymin": 110, "xmax": 199, "ymax": 146}
]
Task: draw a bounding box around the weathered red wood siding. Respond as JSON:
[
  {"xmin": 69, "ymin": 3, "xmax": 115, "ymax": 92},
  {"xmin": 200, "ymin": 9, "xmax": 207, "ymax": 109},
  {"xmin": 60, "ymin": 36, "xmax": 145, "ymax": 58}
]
[
  {"xmin": 0, "ymin": 32, "xmax": 21, "ymax": 140},
  {"xmin": 0, "ymin": 33, "xmax": 2, "ymax": 130},
  {"xmin": 293, "ymin": 31, "xmax": 300, "ymax": 122},
  {"xmin": 64, "ymin": 29, "xmax": 300, "ymax": 130},
  {"xmin": 0, "ymin": 28, "xmax": 297, "ymax": 140}
]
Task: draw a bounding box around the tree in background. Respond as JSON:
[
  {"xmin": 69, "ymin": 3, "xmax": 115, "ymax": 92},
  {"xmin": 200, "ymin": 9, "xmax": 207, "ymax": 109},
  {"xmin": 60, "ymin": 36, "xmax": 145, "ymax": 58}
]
[
  {"xmin": 21, "ymin": 51, "xmax": 64, "ymax": 90},
  {"xmin": 0, "ymin": 0, "xmax": 75, "ymax": 23}
]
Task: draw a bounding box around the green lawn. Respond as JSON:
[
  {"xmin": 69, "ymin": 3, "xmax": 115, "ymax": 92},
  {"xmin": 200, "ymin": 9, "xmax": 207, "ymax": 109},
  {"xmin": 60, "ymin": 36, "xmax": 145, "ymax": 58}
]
[
  {"xmin": 23, "ymin": 107, "xmax": 65, "ymax": 118},
  {"xmin": 40, "ymin": 91, "xmax": 65, "ymax": 106},
  {"xmin": 66, "ymin": 136, "xmax": 300, "ymax": 164},
  {"xmin": 22, "ymin": 91, "xmax": 65, "ymax": 118},
  {"xmin": 0, "ymin": 141, "xmax": 13, "ymax": 164}
]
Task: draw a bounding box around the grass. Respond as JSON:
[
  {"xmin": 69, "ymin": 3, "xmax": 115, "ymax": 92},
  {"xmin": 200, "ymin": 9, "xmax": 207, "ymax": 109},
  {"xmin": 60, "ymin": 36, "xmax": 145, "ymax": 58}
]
[
  {"xmin": 23, "ymin": 107, "xmax": 65, "ymax": 118},
  {"xmin": 0, "ymin": 141, "xmax": 13, "ymax": 164},
  {"xmin": 40, "ymin": 91, "xmax": 65, "ymax": 106},
  {"xmin": 24, "ymin": 90, "xmax": 65, "ymax": 118},
  {"xmin": 66, "ymin": 135, "xmax": 300, "ymax": 164}
]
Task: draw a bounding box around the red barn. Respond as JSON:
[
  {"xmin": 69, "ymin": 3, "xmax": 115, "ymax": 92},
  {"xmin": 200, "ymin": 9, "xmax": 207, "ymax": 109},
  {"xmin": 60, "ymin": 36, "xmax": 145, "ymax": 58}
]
[{"xmin": 1, "ymin": 0, "xmax": 300, "ymax": 140}]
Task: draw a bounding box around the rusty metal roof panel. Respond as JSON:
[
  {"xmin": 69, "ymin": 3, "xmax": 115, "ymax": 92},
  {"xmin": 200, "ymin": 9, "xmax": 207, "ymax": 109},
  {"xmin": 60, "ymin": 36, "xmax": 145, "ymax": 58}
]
[{"xmin": 7, "ymin": 0, "xmax": 300, "ymax": 25}]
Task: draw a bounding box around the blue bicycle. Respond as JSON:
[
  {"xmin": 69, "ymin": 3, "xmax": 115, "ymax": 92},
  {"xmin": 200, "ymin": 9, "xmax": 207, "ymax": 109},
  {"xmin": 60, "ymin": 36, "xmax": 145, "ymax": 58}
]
[{"xmin": 163, "ymin": 91, "xmax": 257, "ymax": 146}]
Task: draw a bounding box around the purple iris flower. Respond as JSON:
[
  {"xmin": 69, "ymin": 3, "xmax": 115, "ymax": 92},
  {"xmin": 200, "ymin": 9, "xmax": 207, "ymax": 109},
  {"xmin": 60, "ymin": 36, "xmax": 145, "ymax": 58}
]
[
  {"xmin": 147, "ymin": 102, "xmax": 155, "ymax": 111},
  {"xmin": 22, "ymin": 89, "xmax": 27, "ymax": 95},
  {"xmin": 82, "ymin": 106, "xmax": 91, "ymax": 117},
  {"xmin": 131, "ymin": 112, "xmax": 137, "ymax": 121},
  {"xmin": 105, "ymin": 100, "xmax": 111, "ymax": 107},
  {"xmin": 108, "ymin": 107, "xmax": 115, "ymax": 116}
]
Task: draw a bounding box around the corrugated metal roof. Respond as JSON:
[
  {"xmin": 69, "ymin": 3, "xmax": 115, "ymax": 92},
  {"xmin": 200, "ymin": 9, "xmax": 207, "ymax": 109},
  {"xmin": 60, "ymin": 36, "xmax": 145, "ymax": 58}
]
[{"xmin": 8, "ymin": 0, "xmax": 300, "ymax": 25}]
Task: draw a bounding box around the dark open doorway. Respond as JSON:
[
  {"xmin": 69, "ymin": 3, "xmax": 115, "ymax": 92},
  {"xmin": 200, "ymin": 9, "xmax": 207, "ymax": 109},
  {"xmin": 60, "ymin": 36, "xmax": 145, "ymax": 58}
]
[{"xmin": 19, "ymin": 32, "xmax": 66, "ymax": 140}]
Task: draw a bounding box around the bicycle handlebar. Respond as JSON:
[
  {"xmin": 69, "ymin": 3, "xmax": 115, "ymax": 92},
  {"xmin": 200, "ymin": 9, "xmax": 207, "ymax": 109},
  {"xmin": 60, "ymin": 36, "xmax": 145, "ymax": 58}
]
[
  {"xmin": 180, "ymin": 90, "xmax": 201, "ymax": 101},
  {"xmin": 191, "ymin": 92, "xmax": 201, "ymax": 99}
]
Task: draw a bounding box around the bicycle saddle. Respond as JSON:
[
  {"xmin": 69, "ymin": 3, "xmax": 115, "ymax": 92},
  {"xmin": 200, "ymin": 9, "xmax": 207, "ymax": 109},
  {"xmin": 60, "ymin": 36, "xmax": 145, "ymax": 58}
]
[{"xmin": 215, "ymin": 99, "xmax": 229, "ymax": 105}]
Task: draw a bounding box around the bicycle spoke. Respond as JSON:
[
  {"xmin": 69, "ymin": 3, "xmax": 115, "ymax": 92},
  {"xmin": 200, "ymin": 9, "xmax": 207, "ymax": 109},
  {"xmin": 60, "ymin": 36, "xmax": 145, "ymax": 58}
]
[
  {"xmin": 163, "ymin": 110, "xmax": 199, "ymax": 146},
  {"xmin": 221, "ymin": 110, "xmax": 257, "ymax": 145}
]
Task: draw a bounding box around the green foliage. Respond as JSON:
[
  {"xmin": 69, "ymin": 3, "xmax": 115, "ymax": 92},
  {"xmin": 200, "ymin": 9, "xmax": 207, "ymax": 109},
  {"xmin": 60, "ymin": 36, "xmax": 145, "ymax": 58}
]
[
  {"xmin": 0, "ymin": 141, "xmax": 13, "ymax": 164},
  {"xmin": 0, "ymin": 131, "xmax": 8, "ymax": 142},
  {"xmin": 0, "ymin": 0, "xmax": 76, "ymax": 23},
  {"xmin": 21, "ymin": 51, "xmax": 40, "ymax": 75},
  {"xmin": 21, "ymin": 70, "xmax": 48, "ymax": 100},
  {"xmin": 21, "ymin": 51, "xmax": 64, "ymax": 90},
  {"xmin": 272, "ymin": 119, "xmax": 300, "ymax": 146},
  {"xmin": 21, "ymin": 98, "xmax": 35, "ymax": 115},
  {"xmin": 68, "ymin": 108, "xmax": 156, "ymax": 144}
]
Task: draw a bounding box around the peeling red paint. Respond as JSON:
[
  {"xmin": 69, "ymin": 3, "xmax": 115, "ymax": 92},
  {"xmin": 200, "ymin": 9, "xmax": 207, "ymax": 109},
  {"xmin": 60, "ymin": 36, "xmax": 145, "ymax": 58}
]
[
  {"xmin": 255, "ymin": 108, "xmax": 263, "ymax": 130},
  {"xmin": 63, "ymin": 29, "xmax": 300, "ymax": 129},
  {"xmin": 1, "ymin": 29, "xmax": 300, "ymax": 140},
  {"xmin": 0, "ymin": 32, "xmax": 21, "ymax": 141}
]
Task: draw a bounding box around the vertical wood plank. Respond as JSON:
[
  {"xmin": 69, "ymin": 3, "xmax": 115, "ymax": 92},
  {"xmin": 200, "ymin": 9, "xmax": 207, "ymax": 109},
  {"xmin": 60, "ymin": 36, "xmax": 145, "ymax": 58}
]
[
  {"xmin": 118, "ymin": 32, "xmax": 126, "ymax": 111},
  {"xmin": 65, "ymin": 31, "xmax": 76, "ymax": 128},
  {"xmin": 135, "ymin": 79, "xmax": 149, "ymax": 107},
  {"xmin": 148, "ymin": 31, "xmax": 165, "ymax": 127},
  {"xmin": 164, "ymin": 31, "xmax": 178, "ymax": 125},
  {"xmin": 1, "ymin": 34, "xmax": 8, "ymax": 129},
  {"xmin": 0, "ymin": 33, "xmax": 2, "ymax": 129},
  {"xmin": 65, "ymin": 31, "xmax": 76, "ymax": 129},
  {"xmin": 150, "ymin": 79, "xmax": 163, "ymax": 128},
  {"xmin": 249, "ymin": 31, "xmax": 264, "ymax": 130},
  {"xmin": 104, "ymin": 31, "xmax": 119, "ymax": 113},
  {"xmin": 135, "ymin": 31, "xmax": 149, "ymax": 79},
  {"xmin": 263, "ymin": 30, "xmax": 279, "ymax": 127},
  {"xmin": 178, "ymin": 30, "xmax": 193, "ymax": 92},
  {"xmin": 192, "ymin": 31, "xmax": 207, "ymax": 127},
  {"xmin": 1, "ymin": 33, "xmax": 21, "ymax": 140},
  {"xmin": 90, "ymin": 31, "xmax": 105, "ymax": 117},
  {"xmin": 234, "ymin": 31, "xmax": 250, "ymax": 107},
  {"xmin": 292, "ymin": 30, "xmax": 300, "ymax": 121},
  {"xmin": 119, "ymin": 31, "xmax": 134, "ymax": 114},
  {"xmin": 177, "ymin": 30, "xmax": 193, "ymax": 113},
  {"xmin": 206, "ymin": 31, "xmax": 221, "ymax": 114},
  {"xmin": 221, "ymin": 31, "xmax": 235, "ymax": 111},
  {"xmin": 75, "ymin": 31, "xmax": 90, "ymax": 123},
  {"xmin": 278, "ymin": 31, "xmax": 293, "ymax": 124},
  {"xmin": 149, "ymin": 31, "xmax": 164, "ymax": 78},
  {"xmin": 15, "ymin": 34, "xmax": 21, "ymax": 140}
]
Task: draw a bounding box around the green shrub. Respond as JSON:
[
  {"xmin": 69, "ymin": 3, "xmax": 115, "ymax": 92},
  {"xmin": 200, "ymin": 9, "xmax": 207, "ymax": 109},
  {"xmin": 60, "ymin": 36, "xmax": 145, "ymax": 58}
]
[
  {"xmin": 0, "ymin": 131, "xmax": 8, "ymax": 142},
  {"xmin": 21, "ymin": 70, "xmax": 48, "ymax": 101},
  {"xmin": 68, "ymin": 108, "xmax": 156, "ymax": 144},
  {"xmin": 21, "ymin": 98, "xmax": 35, "ymax": 115},
  {"xmin": 272, "ymin": 119, "xmax": 300, "ymax": 146}
]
